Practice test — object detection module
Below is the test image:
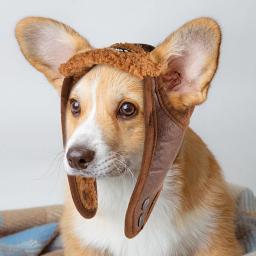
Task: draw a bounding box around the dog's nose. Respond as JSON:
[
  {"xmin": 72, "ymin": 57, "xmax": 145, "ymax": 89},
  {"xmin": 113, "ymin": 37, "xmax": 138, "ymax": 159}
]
[{"xmin": 67, "ymin": 147, "xmax": 95, "ymax": 170}]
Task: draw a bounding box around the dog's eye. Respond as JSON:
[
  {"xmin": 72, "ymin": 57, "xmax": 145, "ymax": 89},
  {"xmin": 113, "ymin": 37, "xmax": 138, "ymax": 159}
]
[
  {"xmin": 118, "ymin": 102, "xmax": 137, "ymax": 119},
  {"xmin": 70, "ymin": 99, "xmax": 81, "ymax": 116}
]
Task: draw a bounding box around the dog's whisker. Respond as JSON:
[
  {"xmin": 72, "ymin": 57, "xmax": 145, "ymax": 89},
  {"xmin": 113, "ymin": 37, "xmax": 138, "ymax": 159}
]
[
  {"xmin": 112, "ymin": 161, "xmax": 125, "ymax": 175},
  {"xmin": 93, "ymin": 154, "xmax": 117, "ymax": 166},
  {"xmin": 112, "ymin": 161, "xmax": 126, "ymax": 188},
  {"xmin": 112, "ymin": 157, "xmax": 135, "ymax": 181},
  {"xmin": 35, "ymin": 151, "xmax": 64, "ymax": 180}
]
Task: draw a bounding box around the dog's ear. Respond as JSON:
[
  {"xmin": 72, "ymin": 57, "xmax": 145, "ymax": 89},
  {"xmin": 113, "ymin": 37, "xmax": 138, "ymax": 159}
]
[
  {"xmin": 16, "ymin": 17, "xmax": 92, "ymax": 93},
  {"xmin": 151, "ymin": 18, "xmax": 221, "ymax": 111}
]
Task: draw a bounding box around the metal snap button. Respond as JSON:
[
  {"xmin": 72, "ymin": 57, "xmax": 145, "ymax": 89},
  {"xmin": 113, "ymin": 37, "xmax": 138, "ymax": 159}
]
[
  {"xmin": 138, "ymin": 214, "xmax": 144, "ymax": 228},
  {"xmin": 142, "ymin": 198, "xmax": 150, "ymax": 211}
]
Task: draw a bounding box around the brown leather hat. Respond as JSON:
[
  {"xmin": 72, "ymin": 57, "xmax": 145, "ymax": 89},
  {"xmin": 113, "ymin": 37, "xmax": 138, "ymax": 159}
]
[{"xmin": 60, "ymin": 43, "xmax": 193, "ymax": 238}]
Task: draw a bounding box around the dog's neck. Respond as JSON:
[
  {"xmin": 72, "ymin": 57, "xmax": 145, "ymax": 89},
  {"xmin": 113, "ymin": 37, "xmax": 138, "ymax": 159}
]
[{"xmin": 96, "ymin": 165, "xmax": 181, "ymax": 220}]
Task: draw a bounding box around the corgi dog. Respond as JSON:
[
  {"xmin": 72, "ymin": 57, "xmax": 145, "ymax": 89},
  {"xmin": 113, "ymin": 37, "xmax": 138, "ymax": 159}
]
[{"xmin": 16, "ymin": 17, "xmax": 243, "ymax": 256}]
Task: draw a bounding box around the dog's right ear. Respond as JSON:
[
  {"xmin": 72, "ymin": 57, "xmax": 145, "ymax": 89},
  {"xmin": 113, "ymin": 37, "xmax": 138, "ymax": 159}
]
[
  {"xmin": 150, "ymin": 18, "xmax": 221, "ymax": 111},
  {"xmin": 16, "ymin": 17, "xmax": 92, "ymax": 93}
]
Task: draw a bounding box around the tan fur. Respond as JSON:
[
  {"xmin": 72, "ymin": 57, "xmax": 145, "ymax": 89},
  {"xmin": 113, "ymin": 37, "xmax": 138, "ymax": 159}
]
[
  {"xmin": 15, "ymin": 17, "xmax": 243, "ymax": 255},
  {"xmin": 178, "ymin": 130, "xmax": 243, "ymax": 255}
]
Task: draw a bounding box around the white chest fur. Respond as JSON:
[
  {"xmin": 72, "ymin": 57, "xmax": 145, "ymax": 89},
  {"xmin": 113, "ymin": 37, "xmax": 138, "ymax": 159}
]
[{"xmin": 71, "ymin": 173, "xmax": 215, "ymax": 256}]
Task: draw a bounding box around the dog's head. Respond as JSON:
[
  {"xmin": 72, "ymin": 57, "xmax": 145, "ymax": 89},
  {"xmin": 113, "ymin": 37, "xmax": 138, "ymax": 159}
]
[{"xmin": 16, "ymin": 17, "xmax": 221, "ymax": 178}]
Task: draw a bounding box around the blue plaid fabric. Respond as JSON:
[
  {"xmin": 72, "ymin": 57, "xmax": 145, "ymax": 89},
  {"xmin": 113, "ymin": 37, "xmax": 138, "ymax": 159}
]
[
  {"xmin": 236, "ymin": 189, "xmax": 256, "ymax": 254},
  {"xmin": 0, "ymin": 223, "xmax": 58, "ymax": 256}
]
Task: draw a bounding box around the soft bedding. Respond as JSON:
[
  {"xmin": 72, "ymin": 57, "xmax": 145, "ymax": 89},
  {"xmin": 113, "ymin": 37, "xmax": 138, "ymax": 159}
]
[{"xmin": 0, "ymin": 188, "xmax": 255, "ymax": 256}]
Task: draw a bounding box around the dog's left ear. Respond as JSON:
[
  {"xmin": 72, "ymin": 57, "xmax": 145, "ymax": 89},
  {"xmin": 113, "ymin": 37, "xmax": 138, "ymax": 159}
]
[{"xmin": 151, "ymin": 18, "xmax": 221, "ymax": 111}]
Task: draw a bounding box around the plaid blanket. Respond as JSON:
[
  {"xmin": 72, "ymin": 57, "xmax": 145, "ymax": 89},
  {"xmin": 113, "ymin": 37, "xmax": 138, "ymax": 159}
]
[
  {"xmin": 0, "ymin": 206, "xmax": 63, "ymax": 256},
  {"xmin": 236, "ymin": 188, "xmax": 256, "ymax": 255},
  {"xmin": 0, "ymin": 188, "xmax": 255, "ymax": 256}
]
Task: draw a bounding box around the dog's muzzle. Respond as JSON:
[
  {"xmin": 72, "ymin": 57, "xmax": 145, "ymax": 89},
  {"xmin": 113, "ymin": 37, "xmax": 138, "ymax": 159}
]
[{"xmin": 60, "ymin": 43, "xmax": 193, "ymax": 238}]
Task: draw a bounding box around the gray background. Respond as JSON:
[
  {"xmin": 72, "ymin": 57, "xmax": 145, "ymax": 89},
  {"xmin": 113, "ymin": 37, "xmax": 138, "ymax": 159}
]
[{"xmin": 0, "ymin": 0, "xmax": 255, "ymax": 210}]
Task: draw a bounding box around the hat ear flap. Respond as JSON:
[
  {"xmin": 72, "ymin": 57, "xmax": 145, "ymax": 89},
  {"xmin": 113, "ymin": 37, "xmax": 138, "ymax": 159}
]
[{"xmin": 151, "ymin": 18, "xmax": 221, "ymax": 111}]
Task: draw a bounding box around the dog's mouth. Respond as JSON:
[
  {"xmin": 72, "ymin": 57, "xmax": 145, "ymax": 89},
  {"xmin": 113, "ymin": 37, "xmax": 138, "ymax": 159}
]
[{"xmin": 65, "ymin": 151, "xmax": 134, "ymax": 179}]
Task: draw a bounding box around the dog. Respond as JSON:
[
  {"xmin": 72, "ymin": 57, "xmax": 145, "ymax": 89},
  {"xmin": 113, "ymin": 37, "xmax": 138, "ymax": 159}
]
[{"xmin": 16, "ymin": 16, "xmax": 243, "ymax": 256}]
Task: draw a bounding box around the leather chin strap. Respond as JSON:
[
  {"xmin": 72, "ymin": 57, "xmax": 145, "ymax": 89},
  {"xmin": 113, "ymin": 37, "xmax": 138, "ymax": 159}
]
[
  {"xmin": 61, "ymin": 44, "xmax": 193, "ymax": 238},
  {"xmin": 61, "ymin": 77, "xmax": 98, "ymax": 219},
  {"xmin": 125, "ymin": 76, "xmax": 192, "ymax": 238}
]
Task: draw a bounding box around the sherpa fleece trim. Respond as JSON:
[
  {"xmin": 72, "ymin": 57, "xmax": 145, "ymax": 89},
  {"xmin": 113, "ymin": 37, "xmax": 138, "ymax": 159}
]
[{"xmin": 59, "ymin": 43, "xmax": 162, "ymax": 79}]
